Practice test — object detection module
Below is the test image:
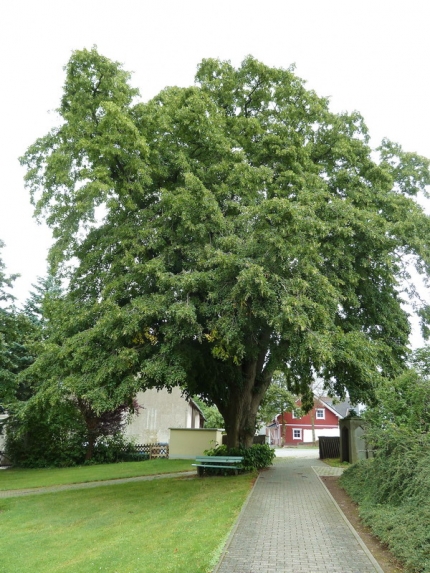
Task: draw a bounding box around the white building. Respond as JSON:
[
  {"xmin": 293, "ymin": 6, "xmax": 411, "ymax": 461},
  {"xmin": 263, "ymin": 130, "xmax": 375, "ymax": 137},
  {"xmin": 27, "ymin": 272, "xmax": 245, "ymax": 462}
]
[{"xmin": 123, "ymin": 387, "xmax": 205, "ymax": 444}]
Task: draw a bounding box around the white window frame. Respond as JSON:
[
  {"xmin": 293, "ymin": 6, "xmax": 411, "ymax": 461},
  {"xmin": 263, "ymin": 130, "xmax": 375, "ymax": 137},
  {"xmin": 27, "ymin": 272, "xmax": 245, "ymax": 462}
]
[
  {"xmin": 316, "ymin": 408, "xmax": 325, "ymax": 419},
  {"xmin": 293, "ymin": 428, "xmax": 302, "ymax": 440}
]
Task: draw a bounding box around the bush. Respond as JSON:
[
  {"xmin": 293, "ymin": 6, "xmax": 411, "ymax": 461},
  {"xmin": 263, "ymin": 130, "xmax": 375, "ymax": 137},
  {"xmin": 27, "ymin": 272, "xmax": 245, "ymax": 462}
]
[
  {"xmin": 340, "ymin": 434, "xmax": 430, "ymax": 572},
  {"xmin": 5, "ymin": 400, "xmax": 87, "ymax": 468},
  {"xmin": 204, "ymin": 443, "xmax": 275, "ymax": 472},
  {"xmin": 5, "ymin": 400, "xmax": 140, "ymax": 468},
  {"xmin": 339, "ymin": 356, "xmax": 430, "ymax": 572},
  {"xmin": 90, "ymin": 434, "xmax": 140, "ymax": 464}
]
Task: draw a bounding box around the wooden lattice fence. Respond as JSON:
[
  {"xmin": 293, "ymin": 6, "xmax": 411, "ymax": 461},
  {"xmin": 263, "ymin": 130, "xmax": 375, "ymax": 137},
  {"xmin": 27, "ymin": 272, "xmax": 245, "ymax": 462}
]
[
  {"xmin": 319, "ymin": 436, "xmax": 340, "ymax": 459},
  {"xmin": 133, "ymin": 443, "xmax": 169, "ymax": 459}
]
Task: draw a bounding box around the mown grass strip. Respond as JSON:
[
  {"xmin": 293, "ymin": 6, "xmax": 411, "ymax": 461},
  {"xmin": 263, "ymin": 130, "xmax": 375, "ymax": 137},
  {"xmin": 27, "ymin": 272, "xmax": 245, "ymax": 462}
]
[
  {"xmin": 0, "ymin": 459, "xmax": 193, "ymax": 490},
  {"xmin": 0, "ymin": 472, "xmax": 254, "ymax": 573},
  {"xmin": 322, "ymin": 458, "xmax": 351, "ymax": 468}
]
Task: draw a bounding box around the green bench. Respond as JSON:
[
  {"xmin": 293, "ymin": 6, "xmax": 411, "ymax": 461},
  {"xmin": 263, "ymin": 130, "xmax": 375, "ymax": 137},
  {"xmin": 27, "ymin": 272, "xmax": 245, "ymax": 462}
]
[{"xmin": 192, "ymin": 455, "xmax": 244, "ymax": 476}]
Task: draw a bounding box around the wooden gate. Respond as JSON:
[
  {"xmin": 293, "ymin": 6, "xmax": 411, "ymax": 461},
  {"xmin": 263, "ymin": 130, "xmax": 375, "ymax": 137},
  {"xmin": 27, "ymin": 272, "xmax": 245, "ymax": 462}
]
[{"xmin": 319, "ymin": 436, "xmax": 340, "ymax": 459}]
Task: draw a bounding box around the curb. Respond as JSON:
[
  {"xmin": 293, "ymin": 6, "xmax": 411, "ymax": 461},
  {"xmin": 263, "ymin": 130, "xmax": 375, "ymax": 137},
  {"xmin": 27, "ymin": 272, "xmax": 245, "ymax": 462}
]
[
  {"xmin": 211, "ymin": 470, "xmax": 260, "ymax": 573},
  {"xmin": 313, "ymin": 468, "xmax": 384, "ymax": 573}
]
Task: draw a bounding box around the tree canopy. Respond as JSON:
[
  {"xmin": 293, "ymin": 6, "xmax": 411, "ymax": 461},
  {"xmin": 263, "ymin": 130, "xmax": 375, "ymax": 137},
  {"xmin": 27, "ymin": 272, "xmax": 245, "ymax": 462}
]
[
  {"xmin": 20, "ymin": 48, "xmax": 430, "ymax": 447},
  {"xmin": 0, "ymin": 241, "xmax": 38, "ymax": 406}
]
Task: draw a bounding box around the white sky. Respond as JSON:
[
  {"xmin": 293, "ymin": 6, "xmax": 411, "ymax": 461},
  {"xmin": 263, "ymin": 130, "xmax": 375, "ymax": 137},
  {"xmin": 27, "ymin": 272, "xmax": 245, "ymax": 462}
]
[{"xmin": 1, "ymin": 0, "xmax": 429, "ymax": 345}]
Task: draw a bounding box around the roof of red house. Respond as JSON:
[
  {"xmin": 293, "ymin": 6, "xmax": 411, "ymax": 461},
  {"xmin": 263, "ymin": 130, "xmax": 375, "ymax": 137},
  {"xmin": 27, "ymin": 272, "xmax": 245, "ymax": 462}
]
[{"xmin": 318, "ymin": 397, "xmax": 352, "ymax": 418}]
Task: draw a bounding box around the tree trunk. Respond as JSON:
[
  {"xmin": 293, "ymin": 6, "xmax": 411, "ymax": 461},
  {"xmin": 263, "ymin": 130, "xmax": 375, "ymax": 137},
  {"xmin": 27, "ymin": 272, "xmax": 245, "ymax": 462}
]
[
  {"xmin": 77, "ymin": 399, "xmax": 99, "ymax": 461},
  {"xmin": 218, "ymin": 360, "xmax": 272, "ymax": 449},
  {"xmin": 85, "ymin": 434, "xmax": 96, "ymax": 461},
  {"xmin": 84, "ymin": 416, "xmax": 99, "ymax": 461}
]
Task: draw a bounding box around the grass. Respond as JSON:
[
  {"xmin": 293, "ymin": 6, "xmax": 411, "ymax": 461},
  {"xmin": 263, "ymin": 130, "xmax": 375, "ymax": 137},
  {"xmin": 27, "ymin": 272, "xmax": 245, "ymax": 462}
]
[
  {"xmin": 322, "ymin": 458, "xmax": 351, "ymax": 468},
  {"xmin": 0, "ymin": 459, "xmax": 193, "ymax": 490},
  {"xmin": 0, "ymin": 471, "xmax": 254, "ymax": 573}
]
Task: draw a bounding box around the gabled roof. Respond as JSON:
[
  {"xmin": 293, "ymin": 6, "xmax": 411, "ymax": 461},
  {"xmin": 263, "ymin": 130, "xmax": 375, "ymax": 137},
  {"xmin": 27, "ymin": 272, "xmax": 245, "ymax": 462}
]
[
  {"xmin": 318, "ymin": 397, "xmax": 352, "ymax": 419},
  {"xmin": 188, "ymin": 397, "xmax": 207, "ymax": 421},
  {"xmin": 269, "ymin": 395, "xmax": 353, "ymax": 424}
]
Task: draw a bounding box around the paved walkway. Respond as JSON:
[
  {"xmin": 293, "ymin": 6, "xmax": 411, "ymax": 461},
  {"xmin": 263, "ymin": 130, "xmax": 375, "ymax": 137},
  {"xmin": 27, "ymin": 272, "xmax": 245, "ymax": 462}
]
[{"xmin": 213, "ymin": 458, "xmax": 383, "ymax": 573}]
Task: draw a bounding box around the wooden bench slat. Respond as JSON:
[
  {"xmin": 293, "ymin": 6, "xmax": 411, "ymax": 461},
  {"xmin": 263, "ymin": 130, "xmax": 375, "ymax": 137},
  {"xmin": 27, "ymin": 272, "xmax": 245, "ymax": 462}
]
[
  {"xmin": 191, "ymin": 464, "xmax": 240, "ymax": 470},
  {"xmin": 192, "ymin": 455, "xmax": 244, "ymax": 476},
  {"xmin": 194, "ymin": 457, "xmax": 243, "ymax": 462}
]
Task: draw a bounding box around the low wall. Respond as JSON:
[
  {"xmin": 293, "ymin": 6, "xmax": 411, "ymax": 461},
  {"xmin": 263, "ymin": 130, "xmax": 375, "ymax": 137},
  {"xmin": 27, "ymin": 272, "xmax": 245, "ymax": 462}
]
[{"xmin": 169, "ymin": 428, "xmax": 224, "ymax": 459}]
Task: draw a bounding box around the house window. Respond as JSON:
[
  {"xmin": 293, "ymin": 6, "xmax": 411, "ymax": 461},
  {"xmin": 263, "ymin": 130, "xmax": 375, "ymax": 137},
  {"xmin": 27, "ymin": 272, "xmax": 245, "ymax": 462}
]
[
  {"xmin": 293, "ymin": 428, "xmax": 302, "ymax": 440},
  {"xmin": 316, "ymin": 408, "xmax": 325, "ymax": 419}
]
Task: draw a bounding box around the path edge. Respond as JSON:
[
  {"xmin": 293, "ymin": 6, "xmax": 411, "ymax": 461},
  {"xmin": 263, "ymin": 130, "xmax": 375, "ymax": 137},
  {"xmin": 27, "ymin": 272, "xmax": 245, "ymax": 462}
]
[
  {"xmin": 211, "ymin": 469, "xmax": 262, "ymax": 573},
  {"xmin": 313, "ymin": 467, "xmax": 384, "ymax": 573}
]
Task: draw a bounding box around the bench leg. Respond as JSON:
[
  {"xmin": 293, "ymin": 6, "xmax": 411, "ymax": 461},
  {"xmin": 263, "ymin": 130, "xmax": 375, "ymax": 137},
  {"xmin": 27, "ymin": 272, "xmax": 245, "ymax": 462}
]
[{"xmin": 197, "ymin": 466, "xmax": 203, "ymax": 477}]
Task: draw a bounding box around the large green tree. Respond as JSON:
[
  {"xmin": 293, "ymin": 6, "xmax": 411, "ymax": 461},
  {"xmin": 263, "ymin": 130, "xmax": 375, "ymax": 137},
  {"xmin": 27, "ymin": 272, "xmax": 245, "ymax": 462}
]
[{"xmin": 21, "ymin": 48, "xmax": 430, "ymax": 448}]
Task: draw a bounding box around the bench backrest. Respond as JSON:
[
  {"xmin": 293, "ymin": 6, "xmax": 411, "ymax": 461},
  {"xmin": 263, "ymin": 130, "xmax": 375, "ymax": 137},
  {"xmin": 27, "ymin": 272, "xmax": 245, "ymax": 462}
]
[{"xmin": 195, "ymin": 456, "xmax": 243, "ymax": 463}]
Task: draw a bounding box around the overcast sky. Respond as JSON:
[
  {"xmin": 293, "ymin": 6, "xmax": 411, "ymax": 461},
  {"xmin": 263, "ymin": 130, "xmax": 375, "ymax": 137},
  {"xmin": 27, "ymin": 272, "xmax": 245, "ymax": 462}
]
[{"xmin": 1, "ymin": 0, "xmax": 429, "ymax": 345}]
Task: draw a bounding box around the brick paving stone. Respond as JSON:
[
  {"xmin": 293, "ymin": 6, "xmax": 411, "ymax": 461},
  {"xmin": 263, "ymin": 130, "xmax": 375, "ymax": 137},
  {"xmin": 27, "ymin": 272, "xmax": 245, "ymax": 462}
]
[
  {"xmin": 312, "ymin": 465, "xmax": 346, "ymax": 476},
  {"xmin": 213, "ymin": 458, "xmax": 383, "ymax": 573}
]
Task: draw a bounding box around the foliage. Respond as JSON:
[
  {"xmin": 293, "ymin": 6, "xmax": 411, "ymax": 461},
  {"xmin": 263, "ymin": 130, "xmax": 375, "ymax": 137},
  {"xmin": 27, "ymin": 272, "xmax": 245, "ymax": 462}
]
[
  {"xmin": 258, "ymin": 371, "xmax": 298, "ymax": 424},
  {"xmin": 20, "ymin": 47, "xmax": 430, "ymax": 449},
  {"xmin": 0, "ymin": 239, "xmax": 17, "ymax": 305},
  {"xmin": 0, "ymin": 240, "xmax": 40, "ymax": 407},
  {"xmin": 0, "ymin": 311, "xmax": 38, "ymax": 405},
  {"xmin": 364, "ymin": 371, "xmax": 430, "ymax": 443},
  {"xmin": 341, "ymin": 431, "xmax": 430, "ymax": 506},
  {"xmin": 204, "ymin": 443, "xmax": 275, "ymax": 471},
  {"xmin": 341, "ymin": 439, "xmax": 430, "ymax": 573},
  {"xmin": 22, "ymin": 274, "xmax": 63, "ymax": 332},
  {"xmin": 5, "ymin": 400, "xmax": 87, "ymax": 468},
  {"xmin": 340, "ymin": 347, "xmax": 430, "ymax": 572},
  {"xmin": 4, "ymin": 385, "xmax": 136, "ymax": 467},
  {"xmin": 192, "ymin": 396, "xmax": 225, "ymax": 428},
  {"xmin": 84, "ymin": 434, "xmax": 137, "ymax": 465}
]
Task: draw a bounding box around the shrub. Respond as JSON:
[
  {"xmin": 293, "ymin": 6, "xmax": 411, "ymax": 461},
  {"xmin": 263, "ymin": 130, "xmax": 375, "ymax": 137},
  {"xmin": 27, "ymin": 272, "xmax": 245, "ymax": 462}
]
[
  {"xmin": 339, "ymin": 355, "xmax": 430, "ymax": 572},
  {"xmin": 91, "ymin": 434, "xmax": 140, "ymax": 464},
  {"xmin": 204, "ymin": 443, "xmax": 275, "ymax": 471},
  {"xmin": 340, "ymin": 434, "xmax": 430, "ymax": 572},
  {"xmin": 5, "ymin": 400, "xmax": 140, "ymax": 468},
  {"xmin": 5, "ymin": 400, "xmax": 87, "ymax": 468}
]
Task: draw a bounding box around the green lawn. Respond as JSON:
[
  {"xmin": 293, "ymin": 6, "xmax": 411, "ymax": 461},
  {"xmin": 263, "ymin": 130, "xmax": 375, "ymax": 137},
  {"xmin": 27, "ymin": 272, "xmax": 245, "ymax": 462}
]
[
  {"xmin": 0, "ymin": 459, "xmax": 193, "ymax": 490},
  {"xmin": 322, "ymin": 458, "xmax": 351, "ymax": 468},
  {"xmin": 0, "ymin": 472, "xmax": 254, "ymax": 573}
]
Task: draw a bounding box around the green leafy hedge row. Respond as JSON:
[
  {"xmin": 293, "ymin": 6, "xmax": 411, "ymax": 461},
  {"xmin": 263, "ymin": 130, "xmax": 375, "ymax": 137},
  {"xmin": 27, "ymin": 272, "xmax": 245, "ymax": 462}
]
[{"xmin": 340, "ymin": 430, "xmax": 430, "ymax": 573}]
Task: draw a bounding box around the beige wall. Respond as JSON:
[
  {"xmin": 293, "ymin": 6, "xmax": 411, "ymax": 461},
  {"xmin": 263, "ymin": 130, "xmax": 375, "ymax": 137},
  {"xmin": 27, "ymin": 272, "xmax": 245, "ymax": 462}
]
[
  {"xmin": 169, "ymin": 428, "xmax": 224, "ymax": 459},
  {"xmin": 123, "ymin": 387, "xmax": 203, "ymax": 444}
]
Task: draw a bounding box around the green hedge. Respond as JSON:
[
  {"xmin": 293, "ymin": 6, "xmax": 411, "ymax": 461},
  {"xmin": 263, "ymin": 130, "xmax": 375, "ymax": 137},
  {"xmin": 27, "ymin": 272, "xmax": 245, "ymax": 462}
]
[
  {"xmin": 340, "ymin": 433, "xmax": 430, "ymax": 572},
  {"xmin": 204, "ymin": 443, "xmax": 275, "ymax": 472}
]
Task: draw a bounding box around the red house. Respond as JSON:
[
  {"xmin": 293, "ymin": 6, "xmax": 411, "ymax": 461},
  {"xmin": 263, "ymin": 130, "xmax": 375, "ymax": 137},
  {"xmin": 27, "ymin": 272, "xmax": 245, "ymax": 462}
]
[{"xmin": 268, "ymin": 397, "xmax": 352, "ymax": 446}]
